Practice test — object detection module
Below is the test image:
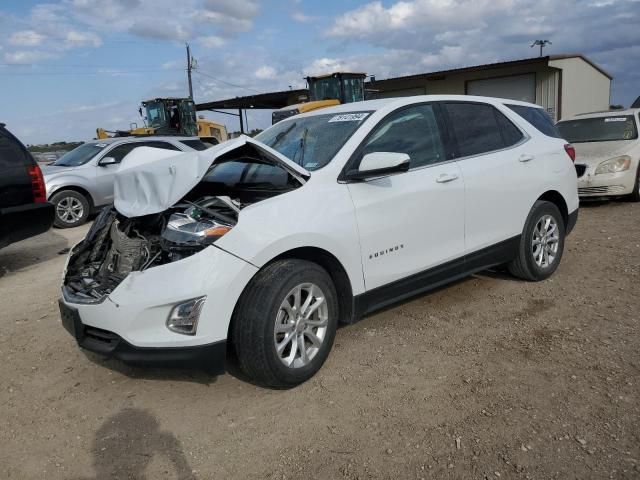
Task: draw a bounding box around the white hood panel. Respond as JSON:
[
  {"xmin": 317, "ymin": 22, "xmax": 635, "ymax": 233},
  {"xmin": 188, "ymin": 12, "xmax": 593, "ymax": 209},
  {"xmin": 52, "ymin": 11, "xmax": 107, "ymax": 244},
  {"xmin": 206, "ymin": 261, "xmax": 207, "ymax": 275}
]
[{"xmin": 113, "ymin": 135, "xmax": 308, "ymax": 218}]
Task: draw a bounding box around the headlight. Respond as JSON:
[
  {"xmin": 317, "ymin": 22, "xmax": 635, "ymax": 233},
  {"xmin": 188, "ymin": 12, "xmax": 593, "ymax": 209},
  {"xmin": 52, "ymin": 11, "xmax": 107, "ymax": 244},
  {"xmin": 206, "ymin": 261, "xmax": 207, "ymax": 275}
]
[
  {"xmin": 595, "ymin": 155, "xmax": 631, "ymax": 175},
  {"xmin": 162, "ymin": 212, "xmax": 232, "ymax": 245}
]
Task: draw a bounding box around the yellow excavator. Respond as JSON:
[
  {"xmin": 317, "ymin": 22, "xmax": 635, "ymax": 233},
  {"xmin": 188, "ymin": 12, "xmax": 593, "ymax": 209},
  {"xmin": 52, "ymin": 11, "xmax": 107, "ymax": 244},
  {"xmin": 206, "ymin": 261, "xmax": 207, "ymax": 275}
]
[
  {"xmin": 272, "ymin": 72, "xmax": 367, "ymax": 124},
  {"xmin": 97, "ymin": 97, "xmax": 228, "ymax": 145}
]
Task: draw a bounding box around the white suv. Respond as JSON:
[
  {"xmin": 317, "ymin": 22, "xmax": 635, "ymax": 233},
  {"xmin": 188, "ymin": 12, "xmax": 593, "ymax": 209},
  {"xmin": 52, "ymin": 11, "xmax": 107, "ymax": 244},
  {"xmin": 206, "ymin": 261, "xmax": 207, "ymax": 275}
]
[{"xmin": 59, "ymin": 95, "xmax": 579, "ymax": 388}]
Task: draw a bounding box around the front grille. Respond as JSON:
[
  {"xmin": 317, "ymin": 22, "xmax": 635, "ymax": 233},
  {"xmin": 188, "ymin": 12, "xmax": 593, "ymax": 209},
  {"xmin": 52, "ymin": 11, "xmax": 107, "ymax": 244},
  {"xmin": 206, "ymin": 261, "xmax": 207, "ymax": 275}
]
[
  {"xmin": 579, "ymin": 185, "xmax": 626, "ymax": 196},
  {"xmin": 575, "ymin": 164, "xmax": 587, "ymax": 178}
]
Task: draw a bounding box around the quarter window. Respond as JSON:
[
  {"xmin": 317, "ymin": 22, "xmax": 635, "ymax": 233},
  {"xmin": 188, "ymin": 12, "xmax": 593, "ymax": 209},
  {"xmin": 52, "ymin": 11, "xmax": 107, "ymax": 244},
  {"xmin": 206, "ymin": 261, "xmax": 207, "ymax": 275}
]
[
  {"xmin": 444, "ymin": 102, "xmax": 522, "ymax": 158},
  {"xmin": 361, "ymin": 104, "xmax": 445, "ymax": 168},
  {"xmin": 507, "ymin": 104, "xmax": 562, "ymax": 138}
]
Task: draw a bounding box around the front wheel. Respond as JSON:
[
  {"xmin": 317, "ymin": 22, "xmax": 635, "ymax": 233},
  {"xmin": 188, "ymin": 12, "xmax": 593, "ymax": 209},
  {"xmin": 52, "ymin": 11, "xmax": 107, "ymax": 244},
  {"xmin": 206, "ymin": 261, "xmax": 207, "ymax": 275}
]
[
  {"xmin": 508, "ymin": 200, "xmax": 566, "ymax": 281},
  {"xmin": 51, "ymin": 190, "xmax": 90, "ymax": 228},
  {"xmin": 231, "ymin": 259, "xmax": 338, "ymax": 388}
]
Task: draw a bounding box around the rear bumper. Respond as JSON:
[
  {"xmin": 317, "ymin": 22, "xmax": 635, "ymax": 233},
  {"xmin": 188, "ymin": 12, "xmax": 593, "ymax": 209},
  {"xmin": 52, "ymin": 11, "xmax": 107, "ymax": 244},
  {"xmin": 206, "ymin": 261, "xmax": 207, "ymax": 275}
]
[
  {"xmin": 0, "ymin": 202, "xmax": 54, "ymax": 248},
  {"xmin": 59, "ymin": 299, "xmax": 226, "ymax": 374}
]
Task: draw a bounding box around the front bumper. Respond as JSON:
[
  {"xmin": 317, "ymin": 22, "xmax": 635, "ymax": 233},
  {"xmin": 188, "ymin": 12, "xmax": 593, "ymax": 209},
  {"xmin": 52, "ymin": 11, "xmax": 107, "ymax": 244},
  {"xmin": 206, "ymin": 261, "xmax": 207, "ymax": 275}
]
[
  {"xmin": 576, "ymin": 164, "xmax": 636, "ymax": 197},
  {"xmin": 59, "ymin": 243, "xmax": 258, "ymax": 370},
  {"xmin": 59, "ymin": 299, "xmax": 226, "ymax": 373}
]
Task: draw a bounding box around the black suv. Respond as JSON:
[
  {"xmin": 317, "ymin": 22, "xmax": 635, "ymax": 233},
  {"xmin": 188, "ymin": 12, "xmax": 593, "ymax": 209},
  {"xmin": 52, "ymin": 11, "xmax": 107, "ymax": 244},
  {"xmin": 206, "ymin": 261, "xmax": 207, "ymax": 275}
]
[{"xmin": 0, "ymin": 123, "xmax": 54, "ymax": 249}]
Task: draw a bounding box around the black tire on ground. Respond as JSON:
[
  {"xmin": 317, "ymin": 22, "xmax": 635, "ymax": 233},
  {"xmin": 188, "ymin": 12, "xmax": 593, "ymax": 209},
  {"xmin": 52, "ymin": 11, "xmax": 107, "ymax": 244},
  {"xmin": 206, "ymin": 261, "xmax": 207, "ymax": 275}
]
[
  {"xmin": 230, "ymin": 259, "xmax": 338, "ymax": 389},
  {"xmin": 625, "ymin": 165, "xmax": 640, "ymax": 202},
  {"xmin": 51, "ymin": 190, "xmax": 90, "ymax": 228},
  {"xmin": 508, "ymin": 200, "xmax": 566, "ymax": 282}
]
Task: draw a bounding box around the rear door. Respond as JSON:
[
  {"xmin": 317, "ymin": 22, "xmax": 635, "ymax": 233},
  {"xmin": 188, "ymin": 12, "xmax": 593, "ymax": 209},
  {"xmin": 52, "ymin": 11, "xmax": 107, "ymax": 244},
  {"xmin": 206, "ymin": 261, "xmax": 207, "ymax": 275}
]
[
  {"xmin": 346, "ymin": 103, "xmax": 465, "ymax": 291},
  {"xmin": 0, "ymin": 125, "xmax": 36, "ymax": 209},
  {"xmin": 442, "ymin": 101, "xmax": 535, "ymax": 254}
]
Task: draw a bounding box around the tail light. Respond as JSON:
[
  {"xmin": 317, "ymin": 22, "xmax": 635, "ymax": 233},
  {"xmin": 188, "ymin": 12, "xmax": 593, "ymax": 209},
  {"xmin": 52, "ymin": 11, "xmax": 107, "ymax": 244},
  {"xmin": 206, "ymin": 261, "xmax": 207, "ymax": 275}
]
[
  {"xmin": 28, "ymin": 165, "xmax": 47, "ymax": 203},
  {"xmin": 564, "ymin": 144, "xmax": 576, "ymax": 162}
]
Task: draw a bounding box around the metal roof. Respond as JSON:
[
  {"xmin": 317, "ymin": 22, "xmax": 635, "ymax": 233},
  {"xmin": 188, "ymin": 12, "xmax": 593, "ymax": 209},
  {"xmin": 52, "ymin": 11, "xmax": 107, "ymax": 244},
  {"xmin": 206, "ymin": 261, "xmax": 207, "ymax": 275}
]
[{"xmin": 196, "ymin": 54, "xmax": 611, "ymax": 111}]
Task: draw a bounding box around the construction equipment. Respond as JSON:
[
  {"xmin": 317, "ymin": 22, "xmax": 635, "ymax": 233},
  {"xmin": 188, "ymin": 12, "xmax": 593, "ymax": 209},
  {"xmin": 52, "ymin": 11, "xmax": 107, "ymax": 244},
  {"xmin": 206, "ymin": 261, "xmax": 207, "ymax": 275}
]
[
  {"xmin": 97, "ymin": 97, "xmax": 228, "ymax": 144},
  {"xmin": 272, "ymin": 72, "xmax": 367, "ymax": 124}
]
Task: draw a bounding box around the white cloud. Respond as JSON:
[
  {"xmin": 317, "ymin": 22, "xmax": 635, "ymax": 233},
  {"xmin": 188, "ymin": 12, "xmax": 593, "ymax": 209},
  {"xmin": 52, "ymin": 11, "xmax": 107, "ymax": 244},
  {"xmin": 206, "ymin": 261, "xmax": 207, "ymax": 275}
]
[
  {"xmin": 2, "ymin": 50, "xmax": 55, "ymax": 64},
  {"xmin": 65, "ymin": 30, "xmax": 102, "ymax": 48},
  {"xmin": 198, "ymin": 35, "xmax": 226, "ymax": 48},
  {"xmin": 255, "ymin": 65, "xmax": 277, "ymax": 80},
  {"xmin": 291, "ymin": 11, "xmax": 316, "ymax": 23},
  {"xmin": 9, "ymin": 30, "xmax": 46, "ymax": 47}
]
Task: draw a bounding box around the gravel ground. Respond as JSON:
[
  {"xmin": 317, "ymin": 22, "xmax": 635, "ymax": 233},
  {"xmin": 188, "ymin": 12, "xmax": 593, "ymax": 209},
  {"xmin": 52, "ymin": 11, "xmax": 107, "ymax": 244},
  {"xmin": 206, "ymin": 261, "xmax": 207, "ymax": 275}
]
[{"xmin": 1, "ymin": 202, "xmax": 639, "ymax": 479}]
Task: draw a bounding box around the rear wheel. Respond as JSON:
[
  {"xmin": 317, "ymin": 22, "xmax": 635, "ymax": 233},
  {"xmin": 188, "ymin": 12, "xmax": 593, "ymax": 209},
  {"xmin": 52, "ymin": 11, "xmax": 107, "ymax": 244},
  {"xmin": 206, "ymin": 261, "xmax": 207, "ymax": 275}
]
[
  {"xmin": 231, "ymin": 259, "xmax": 338, "ymax": 388},
  {"xmin": 51, "ymin": 190, "xmax": 90, "ymax": 228},
  {"xmin": 508, "ymin": 200, "xmax": 565, "ymax": 281}
]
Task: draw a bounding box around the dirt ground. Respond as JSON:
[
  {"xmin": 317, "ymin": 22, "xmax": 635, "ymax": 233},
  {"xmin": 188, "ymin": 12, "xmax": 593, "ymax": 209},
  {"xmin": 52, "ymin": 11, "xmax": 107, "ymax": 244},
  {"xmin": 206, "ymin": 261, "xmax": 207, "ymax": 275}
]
[{"xmin": 1, "ymin": 202, "xmax": 639, "ymax": 480}]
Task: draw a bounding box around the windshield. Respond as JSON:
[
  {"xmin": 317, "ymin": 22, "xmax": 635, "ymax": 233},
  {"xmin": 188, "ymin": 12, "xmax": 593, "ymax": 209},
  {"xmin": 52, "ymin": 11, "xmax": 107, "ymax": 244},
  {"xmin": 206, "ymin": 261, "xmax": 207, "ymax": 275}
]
[
  {"xmin": 53, "ymin": 143, "xmax": 107, "ymax": 166},
  {"xmin": 255, "ymin": 111, "xmax": 372, "ymax": 171},
  {"xmin": 557, "ymin": 115, "xmax": 638, "ymax": 143},
  {"xmin": 309, "ymin": 78, "xmax": 341, "ymax": 101}
]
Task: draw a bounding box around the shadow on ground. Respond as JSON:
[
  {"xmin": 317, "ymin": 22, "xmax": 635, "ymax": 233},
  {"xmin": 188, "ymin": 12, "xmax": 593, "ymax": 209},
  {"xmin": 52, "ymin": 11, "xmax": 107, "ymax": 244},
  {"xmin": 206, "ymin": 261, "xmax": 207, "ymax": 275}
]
[
  {"xmin": 81, "ymin": 408, "xmax": 197, "ymax": 480},
  {"xmin": 0, "ymin": 228, "xmax": 69, "ymax": 277}
]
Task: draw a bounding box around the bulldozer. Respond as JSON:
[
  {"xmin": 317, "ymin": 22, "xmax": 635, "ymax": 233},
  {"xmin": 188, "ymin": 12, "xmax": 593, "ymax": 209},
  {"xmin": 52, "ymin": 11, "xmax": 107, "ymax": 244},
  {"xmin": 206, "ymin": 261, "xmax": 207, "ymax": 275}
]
[
  {"xmin": 97, "ymin": 97, "xmax": 228, "ymax": 144},
  {"xmin": 272, "ymin": 72, "xmax": 367, "ymax": 124}
]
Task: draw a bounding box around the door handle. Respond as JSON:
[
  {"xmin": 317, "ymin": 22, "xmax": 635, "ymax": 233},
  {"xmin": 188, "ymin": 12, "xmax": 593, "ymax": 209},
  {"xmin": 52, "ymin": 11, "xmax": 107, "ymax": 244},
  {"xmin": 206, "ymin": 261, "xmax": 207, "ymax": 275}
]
[
  {"xmin": 436, "ymin": 172, "xmax": 459, "ymax": 183},
  {"xmin": 519, "ymin": 154, "xmax": 535, "ymax": 163}
]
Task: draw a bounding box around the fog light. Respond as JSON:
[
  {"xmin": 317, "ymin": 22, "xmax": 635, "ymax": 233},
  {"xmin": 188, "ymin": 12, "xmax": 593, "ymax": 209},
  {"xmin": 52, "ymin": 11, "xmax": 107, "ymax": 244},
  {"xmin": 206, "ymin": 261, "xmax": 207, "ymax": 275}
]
[{"xmin": 166, "ymin": 296, "xmax": 206, "ymax": 335}]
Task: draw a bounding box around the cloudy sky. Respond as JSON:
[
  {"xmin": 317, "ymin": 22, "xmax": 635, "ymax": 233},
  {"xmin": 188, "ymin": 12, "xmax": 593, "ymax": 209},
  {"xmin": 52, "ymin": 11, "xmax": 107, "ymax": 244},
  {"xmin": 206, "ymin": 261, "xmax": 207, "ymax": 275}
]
[{"xmin": 1, "ymin": 0, "xmax": 638, "ymax": 144}]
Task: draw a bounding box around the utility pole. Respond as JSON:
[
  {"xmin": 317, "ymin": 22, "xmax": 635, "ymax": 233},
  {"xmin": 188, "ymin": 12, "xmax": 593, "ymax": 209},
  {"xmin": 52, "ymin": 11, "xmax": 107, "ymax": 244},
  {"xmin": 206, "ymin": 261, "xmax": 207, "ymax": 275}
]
[
  {"xmin": 531, "ymin": 39, "xmax": 552, "ymax": 57},
  {"xmin": 186, "ymin": 43, "xmax": 194, "ymax": 99}
]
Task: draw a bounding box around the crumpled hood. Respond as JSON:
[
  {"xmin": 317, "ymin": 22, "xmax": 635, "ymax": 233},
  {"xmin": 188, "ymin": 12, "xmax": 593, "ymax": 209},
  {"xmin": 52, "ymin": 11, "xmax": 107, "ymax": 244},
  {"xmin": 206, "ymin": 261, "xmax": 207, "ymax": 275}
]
[
  {"xmin": 113, "ymin": 135, "xmax": 309, "ymax": 218},
  {"xmin": 573, "ymin": 141, "xmax": 634, "ymax": 166}
]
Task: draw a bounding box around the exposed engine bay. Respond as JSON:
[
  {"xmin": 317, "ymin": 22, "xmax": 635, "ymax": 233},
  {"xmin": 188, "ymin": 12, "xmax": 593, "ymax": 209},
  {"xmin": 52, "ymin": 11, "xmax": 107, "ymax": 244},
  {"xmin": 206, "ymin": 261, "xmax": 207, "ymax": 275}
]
[{"xmin": 63, "ymin": 144, "xmax": 303, "ymax": 302}]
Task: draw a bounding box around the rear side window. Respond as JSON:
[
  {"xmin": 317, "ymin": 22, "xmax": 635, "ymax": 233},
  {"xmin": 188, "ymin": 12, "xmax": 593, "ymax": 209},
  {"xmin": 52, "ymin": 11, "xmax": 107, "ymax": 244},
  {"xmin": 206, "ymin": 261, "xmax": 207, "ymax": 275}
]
[
  {"xmin": 444, "ymin": 102, "xmax": 522, "ymax": 157},
  {"xmin": 179, "ymin": 139, "xmax": 209, "ymax": 151},
  {"xmin": 0, "ymin": 126, "xmax": 33, "ymax": 168},
  {"xmin": 507, "ymin": 104, "xmax": 562, "ymax": 138},
  {"xmin": 141, "ymin": 141, "xmax": 181, "ymax": 151},
  {"xmin": 361, "ymin": 104, "xmax": 445, "ymax": 168}
]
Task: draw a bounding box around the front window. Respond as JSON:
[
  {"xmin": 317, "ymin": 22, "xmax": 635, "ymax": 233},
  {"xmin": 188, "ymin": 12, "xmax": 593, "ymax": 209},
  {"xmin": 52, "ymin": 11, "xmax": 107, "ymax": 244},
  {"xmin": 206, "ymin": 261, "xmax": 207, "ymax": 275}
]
[
  {"xmin": 53, "ymin": 143, "xmax": 107, "ymax": 166},
  {"xmin": 255, "ymin": 111, "xmax": 372, "ymax": 171},
  {"xmin": 342, "ymin": 77, "xmax": 365, "ymax": 103},
  {"xmin": 145, "ymin": 101, "xmax": 166, "ymax": 129},
  {"xmin": 557, "ymin": 115, "xmax": 638, "ymax": 143},
  {"xmin": 309, "ymin": 78, "xmax": 341, "ymax": 101}
]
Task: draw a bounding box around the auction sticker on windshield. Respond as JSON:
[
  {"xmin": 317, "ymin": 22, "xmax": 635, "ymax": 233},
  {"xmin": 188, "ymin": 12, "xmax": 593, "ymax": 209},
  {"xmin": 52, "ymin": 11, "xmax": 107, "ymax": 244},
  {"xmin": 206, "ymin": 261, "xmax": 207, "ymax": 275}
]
[
  {"xmin": 604, "ymin": 118, "xmax": 627, "ymax": 123},
  {"xmin": 328, "ymin": 113, "xmax": 370, "ymax": 122}
]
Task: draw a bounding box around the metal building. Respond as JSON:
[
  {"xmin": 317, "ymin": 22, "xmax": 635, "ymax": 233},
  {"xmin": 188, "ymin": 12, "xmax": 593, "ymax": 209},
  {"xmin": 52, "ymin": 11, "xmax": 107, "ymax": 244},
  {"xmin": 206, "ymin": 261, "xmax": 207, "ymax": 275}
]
[{"xmin": 196, "ymin": 54, "xmax": 612, "ymax": 126}]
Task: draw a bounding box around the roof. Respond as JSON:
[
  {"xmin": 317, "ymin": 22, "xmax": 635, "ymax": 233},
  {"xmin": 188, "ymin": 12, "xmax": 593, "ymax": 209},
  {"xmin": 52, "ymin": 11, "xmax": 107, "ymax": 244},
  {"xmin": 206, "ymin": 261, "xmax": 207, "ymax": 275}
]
[
  {"xmin": 558, "ymin": 108, "xmax": 639, "ymax": 121},
  {"xmin": 291, "ymin": 94, "xmax": 542, "ymax": 120},
  {"xmin": 197, "ymin": 88, "xmax": 308, "ymax": 110},
  {"xmin": 88, "ymin": 136, "xmax": 201, "ymax": 145},
  {"xmin": 197, "ymin": 54, "xmax": 611, "ymax": 111}
]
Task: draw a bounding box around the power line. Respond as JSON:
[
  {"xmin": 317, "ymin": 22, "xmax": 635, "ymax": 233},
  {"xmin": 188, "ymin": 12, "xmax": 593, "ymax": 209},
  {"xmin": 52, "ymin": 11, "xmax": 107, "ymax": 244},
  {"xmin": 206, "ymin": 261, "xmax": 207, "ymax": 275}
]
[{"xmin": 193, "ymin": 70, "xmax": 262, "ymax": 94}]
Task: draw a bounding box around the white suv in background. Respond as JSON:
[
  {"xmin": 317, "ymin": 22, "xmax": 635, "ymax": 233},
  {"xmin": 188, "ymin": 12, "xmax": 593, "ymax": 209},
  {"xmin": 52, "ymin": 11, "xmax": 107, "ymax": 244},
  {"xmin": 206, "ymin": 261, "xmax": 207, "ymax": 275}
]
[
  {"xmin": 59, "ymin": 95, "xmax": 579, "ymax": 388},
  {"xmin": 557, "ymin": 109, "xmax": 640, "ymax": 201}
]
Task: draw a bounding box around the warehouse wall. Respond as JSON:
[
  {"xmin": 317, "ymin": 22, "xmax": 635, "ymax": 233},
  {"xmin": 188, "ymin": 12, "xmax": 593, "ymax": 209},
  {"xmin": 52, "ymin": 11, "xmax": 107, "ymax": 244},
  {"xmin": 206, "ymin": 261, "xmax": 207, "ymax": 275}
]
[{"xmin": 549, "ymin": 57, "xmax": 611, "ymax": 120}]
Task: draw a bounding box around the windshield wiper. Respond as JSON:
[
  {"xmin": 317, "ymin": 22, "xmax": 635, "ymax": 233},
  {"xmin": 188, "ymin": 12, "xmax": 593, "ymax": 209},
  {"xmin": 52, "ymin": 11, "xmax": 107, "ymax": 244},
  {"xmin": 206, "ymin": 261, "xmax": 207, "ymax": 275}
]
[{"xmin": 292, "ymin": 127, "xmax": 309, "ymax": 167}]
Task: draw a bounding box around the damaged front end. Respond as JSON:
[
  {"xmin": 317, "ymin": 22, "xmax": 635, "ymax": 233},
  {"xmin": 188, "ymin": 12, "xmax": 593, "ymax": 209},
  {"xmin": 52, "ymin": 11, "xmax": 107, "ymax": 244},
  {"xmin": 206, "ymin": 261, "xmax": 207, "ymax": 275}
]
[
  {"xmin": 62, "ymin": 137, "xmax": 307, "ymax": 303},
  {"xmin": 63, "ymin": 196, "xmax": 239, "ymax": 302}
]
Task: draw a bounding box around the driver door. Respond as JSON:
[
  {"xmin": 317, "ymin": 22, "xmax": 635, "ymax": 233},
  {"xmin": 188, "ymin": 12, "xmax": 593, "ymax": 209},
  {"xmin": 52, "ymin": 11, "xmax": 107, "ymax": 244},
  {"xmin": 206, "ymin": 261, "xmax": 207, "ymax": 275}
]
[{"xmin": 346, "ymin": 103, "xmax": 465, "ymax": 292}]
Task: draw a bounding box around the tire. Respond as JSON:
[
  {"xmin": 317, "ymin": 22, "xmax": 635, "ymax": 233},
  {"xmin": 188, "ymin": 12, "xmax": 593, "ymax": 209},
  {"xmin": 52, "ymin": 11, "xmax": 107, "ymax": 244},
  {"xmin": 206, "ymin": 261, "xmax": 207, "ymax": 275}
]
[
  {"xmin": 51, "ymin": 190, "xmax": 90, "ymax": 228},
  {"xmin": 230, "ymin": 259, "xmax": 338, "ymax": 389},
  {"xmin": 625, "ymin": 165, "xmax": 640, "ymax": 202},
  {"xmin": 508, "ymin": 200, "xmax": 566, "ymax": 281}
]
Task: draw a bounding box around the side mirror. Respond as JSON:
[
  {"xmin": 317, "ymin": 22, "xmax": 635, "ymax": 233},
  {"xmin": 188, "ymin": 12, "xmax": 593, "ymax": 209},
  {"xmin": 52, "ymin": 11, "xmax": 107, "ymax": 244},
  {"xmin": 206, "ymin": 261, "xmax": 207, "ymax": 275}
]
[
  {"xmin": 98, "ymin": 157, "xmax": 117, "ymax": 166},
  {"xmin": 346, "ymin": 152, "xmax": 410, "ymax": 181}
]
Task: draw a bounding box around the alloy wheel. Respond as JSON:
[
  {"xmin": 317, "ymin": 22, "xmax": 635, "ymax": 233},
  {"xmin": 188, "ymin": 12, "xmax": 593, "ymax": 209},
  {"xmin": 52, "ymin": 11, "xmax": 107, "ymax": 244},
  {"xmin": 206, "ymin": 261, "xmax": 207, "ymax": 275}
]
[
  {"xmin": 531, "ymin": 214, "xmax": 559, "ymax": 268},
  {"xmin": 56, "ymin": 197, "xmax": 84, "ymax": 224},
  {"xmin": 274, "ymin": 282, "xmax": 329, "ymax": 368}
]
